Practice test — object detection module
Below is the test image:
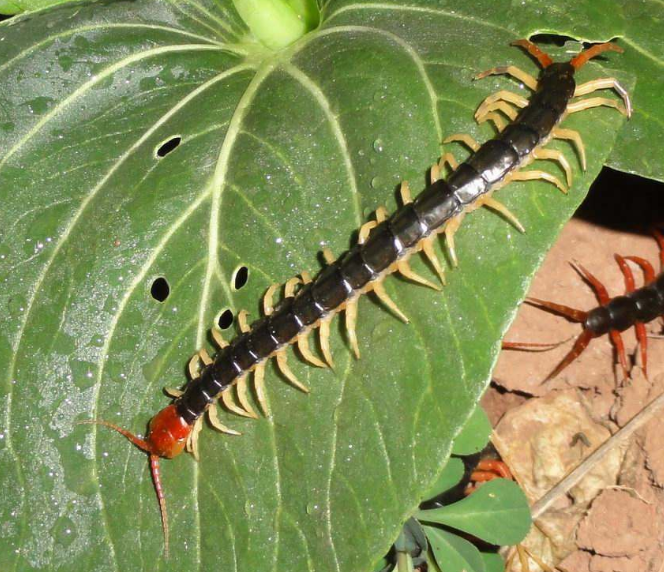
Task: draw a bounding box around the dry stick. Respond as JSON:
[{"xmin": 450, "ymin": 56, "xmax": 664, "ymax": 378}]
[{"xmin": 530, "ymin": 389, "xmax": 664, "ymax": 519}]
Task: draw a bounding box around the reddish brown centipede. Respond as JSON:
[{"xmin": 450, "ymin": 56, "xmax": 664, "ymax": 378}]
[
  {"xmin": 504, "ymin": 230, "xmax": 664, "ymax": 381},
  {"xmin": 83, "ymin": 40, "xmax": 631, "ymax": 555}
]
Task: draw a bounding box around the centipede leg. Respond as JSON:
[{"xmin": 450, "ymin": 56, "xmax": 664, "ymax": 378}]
[
  {"xmin": 186, "ymin": 416, "xmax": 204, "ymax": 461},
  {"xmin": 625, "ymin": 256, "xmax": 656, "ymax": 284},
  {"xmin": 545, "ymin": 329, "xmax": 595, "ymax": 381},
  {"xmin": 319, "ymin": 316, "xmax": 335, "ymax": 368},
  {"xmin": 443, "ymin": 216, "xmax": 462, "ymax": 267},
  {"xmin": 477, "ymin": 110, "xmax": 507, "ymax": 132},
  {"xmin": 616, "ymin": 254, "xmax": 648, "ymax": 378},
  {"xmin": 438, "ymin": 153, "xmax": 459, "ymax": 174},
  {"xmin": 211, "ymin": 327, "xmax": 228, "ymax": 349},
  {"xmin": 235, "ymin": 375, "xmax": 258, "ymax": 419},
  {"xmin": 610, "ymin": 330, "xmax": 630, "ymax": 380},
  {"xmin": 220, "ymin": 386, "xmax": 255, "ymax": 419},
  {"xmin": 475, "ymin": 90, "xmax": 528, "ymax": 120},
  {"xmin": 276, "ymin": 350, "xmax": 310, "ymax": 392},
  {"xmin": 475, "ymin": 101, "xmax": 518, "ymax": 122},
  {"xmin": 574, "ymin": 77, "xmax": 632, "ymax": 117},
  {"xmin": 551, "ymin": 128, "xmax": 587, "ymax": 171},
  {"xmin": 525, "ymin": 297, "xmax": 588, "ymax": 322},
  {"xmin": 421, "ymin": 235, "xmax": 447, "ymax": 283},
  {"xmin": 207, "ymin": 404, "xmax": 241, "ymax": 436},
  {"xmin": 510, "ymin": 169, "xmax": 567, "ymax": 194},
  {"xmin": 372, "ymin": 281, "xmax": 409, "ymax": 323},
  {"xmin": 297, "ymin": 332, "xmax": 327, "ymax": 367},
  {"xmin": 237, "ymin": 310, "xmax": 250, "ymax": 333},
  {"xmin": 573, "ymin": 262, "xmax": 611, "ymax": 305},
  {"xmin": 263, "ymin": 283, "xmax": 280, "ymax": 315},
  {"xmin": 345, "ymin": 297, "xmax": 361, "ymax": 358},
  {"xmin": 444, "ymin": 133, "xmax": 480, "ymax": 152},
  {"xmin": 252, "ymin": 363, "xmax": 270, "ymax": 417},
  {"xmin": 358, "ymin": 220, "xmax": 377, "ymax": 244},
  {"xmin": 399, "ymin": 181, "xmax": 412, "ymax": 204},
  {"xmin": 474, "ymin": 65, "xmax": 538, "ymax": 91},
  {"xmin": 566, "ymin": 96, "xmax": 629, "ymax": 118},
  {"xmin": 480, "ymin": 196, "xmax": 525, "ymax": 233},
  {"xmin": 397, "ymin": 259, "xmax": 441, "ymax": 291},
  {"xmin": 654, "ymin": 229, "xmax": 664, "ymax": 269},
  {"xmin": 533, "ymin": 148, "xmax": 573, "ymax": 187}
]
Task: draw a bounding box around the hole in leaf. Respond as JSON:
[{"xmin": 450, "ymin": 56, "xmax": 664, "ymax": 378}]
[
  {"xmin": 232, "ymin": 266, "xmax": 249, "ymax": 290},
  {"xmin": 150, "ymin": 277, "xmax": 170, "ymax": 302},
  {"xmin": 155, "ymin": 136, "xmax": 181, "ymax": 158},
  {"xmin": 218, "ymin": 309, "xmax": 234, "ymax": 330}
]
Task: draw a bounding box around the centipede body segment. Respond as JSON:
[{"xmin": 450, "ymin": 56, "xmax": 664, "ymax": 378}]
[{"xmin": 84, "ymin": 40, "xmax": 632, "ymax": 555}]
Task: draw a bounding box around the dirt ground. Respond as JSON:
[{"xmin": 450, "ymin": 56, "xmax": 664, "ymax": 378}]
[{"xmin": 485, "ymin": 213, "xmax": 664, "ymax": 572}]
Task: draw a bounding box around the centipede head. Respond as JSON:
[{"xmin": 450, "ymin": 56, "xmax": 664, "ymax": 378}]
[
  {"xmin": 81, "ymin": 404, "xmax": 192, "ymax": 558},
  {"xmin": 511, "ymin": 39, "xmax": 623, "ymax": 70}
]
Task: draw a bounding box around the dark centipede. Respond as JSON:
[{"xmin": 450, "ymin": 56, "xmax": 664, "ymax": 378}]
[
  {"xmin": 85, "ymin": 40, "xmax": 631, "ymax": 555},
  {"xmin": 504, "ymin": 231, "xmax": 664, "ymax": 381}
]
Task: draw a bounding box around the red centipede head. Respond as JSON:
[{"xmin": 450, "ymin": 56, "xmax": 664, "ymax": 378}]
[{"xmin": 82, "ymin": 404, "xmax": 192, "ymax": 557}]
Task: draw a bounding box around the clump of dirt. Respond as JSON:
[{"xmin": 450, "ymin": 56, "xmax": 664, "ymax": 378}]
[{"xmin": 486, "ymin": 218, "xmax": 664, "ymax": 572}]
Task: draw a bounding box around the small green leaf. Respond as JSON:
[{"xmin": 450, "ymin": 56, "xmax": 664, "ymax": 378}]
[
  {"xmin": 424, "ymin": 526, "xmax": 485, "ymax": 572},
  {"xmin": 416, "ymin": 479, "xmax": 531, "ymax": 546},
  {"xmin": 451, "ymin": 406, "xmax": 492, "ymax": 456},
  {"xmin": 482, "ymin": 552, "xmax": 506, "ymax": 572},
  {"xmin": 422, "ymin": 457, "xmax": 465, "ymax": 501}
]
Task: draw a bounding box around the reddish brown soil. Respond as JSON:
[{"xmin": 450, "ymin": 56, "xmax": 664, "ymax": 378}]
[{"xmin": 485, "ymin": 218, "xmax": 664, "ymax": 572}]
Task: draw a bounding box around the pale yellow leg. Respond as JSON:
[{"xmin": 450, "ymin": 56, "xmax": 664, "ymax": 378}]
[
  {"xmin": 199, "ymin": 348, "xmax": 212, "ymax": 365},
  {"xmin": 208, "ymin": 403, "xmax": 241, "ymax": 436},
  {"xmin": 186, "ymin": 416, "xmax": 204, "ymax": 461},
  {"xmin": 474, "ymin": 65, "xmax": 538, "ymax": 91},
  {"xmin": 475, "ymin": 90, "xmax": 528, "ymax": 120},
  {"xmin": 358, "ymin": 220, "xmax": 377, "ymax": 244},
  {"xmin": 477, "ymin": 110, "xmax": 507, "ymax": 132},
  {"xmin": 188, "ymin": 354, "xmax": 201, "ymax": 379},
  {"xmin": 444, "ymin": 133, "xmax": 480, "ymax": 152},
  {"xmin": 397, "ymin": 259, "xmax": 441, "ymax": 291},
  {"xmin": 552, "ymin": 127, "xmax": 587, "ymax": 171},
  {"xmin": 235, "ymin": 375, "xmax": 258, "ymax": 419},
  {"xmin": 399, "ymin": 181, "xmax": 412, "ymax": 204},
  {"xmin": 443, "ymin": 216, "xmax": 462, "ymax": 267},
  {"xmin": 253, "ymin": 363, "xmax": 270, "ymax": 418},
  {"xmin": 421, "ymin": 237, "xmax": 446, "ymax": 284},
  {"xmin": 439, "ymin": 153, "xmax": 458, "ymax": 173},
  {"xmin": 430, "ymin": 163, "xmax": 441, "ymax": 183},
  {"xmin": 164, "ymin": 387, "xmax": 183, "ymax": 398},
  {"xmin": 373, "ymin": 281, "xmax": 409, "ymax": 323},
  {"xmin": 482, "ymin": 197, "xmax": 525, "ymax": 233},
  {"xmin": 574, "ymin": 77, "xmax": 632, "ymax": 117},
  {"xmin": 345, "ymin": 298, "xmax": 360, "ymax": 359},
  {"xmin": 323, "ymin": 248, "xmax": 335, "ymax": 264},
  {"xmin": 566, "ymin": 97, "xmax": 628, "ymax": 117},
  {"xmin": 211, "ymin": 327, "xmax": 228, "ymax": 349},
  {"xmin": 301, "ymin": 271, "xmax": 312, "ymax": 284},
  {"xmin": 237, "ymin": 310, "xmax": 250, "ymax": 333},
  {"xmin": 284, "ymin": 276, "xmax": 302, "ymax": 298},
  {"xmin": 263, "ymin": 283, "xmax": 279, "ymax": 315},
  {"xmin": 297, "ymin": 332, "xmax": 327, "ymax": 367},
  {"xmin": 475, "ymin": 101, "xmax": 517, "ymax": 121},
  {"xmin": 319, "ymin": 317, "xmax": 335, "ymax": 368},
  {"xmin": 221, "ymin": 387, "xmax": 255, "ymax": 418},
  {"xmin": 533, "ymin": 148, "xmax": 573, "ymax": 187},
  {"xmin": 511, "ymin": 169, "xmax": 567, "ymax": 193},
  {"xmin": 375, "ymin": 206, "xmax": 388, "ymax": 223},
  {"xmin": 276, "ymin": 350, "xmax": 310, "ymax": 392}
]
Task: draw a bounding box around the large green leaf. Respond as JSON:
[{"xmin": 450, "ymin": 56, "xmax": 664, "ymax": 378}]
[{"xmin": 0, "ymin": 1, "xmax": 631, "ymax": 571}]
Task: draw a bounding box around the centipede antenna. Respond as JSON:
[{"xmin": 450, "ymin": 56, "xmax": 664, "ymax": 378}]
[
  {"xmin": 149, "ymin": 454, "xmax": 170, "ymax": 558},
  {"xmin": 79, "ymin": 419, "xmax": 150, "ymax": 453},
  {"xmin": 511, "ymin": 39, "xmax": 553, "ymax": 68},
  {"xmin": 570, "ymin": 42, "xmax": 623, "ymax": 70},
  {"xmin": 502, "ymin": 336, "xmax": 573, "ymax": 352}
]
